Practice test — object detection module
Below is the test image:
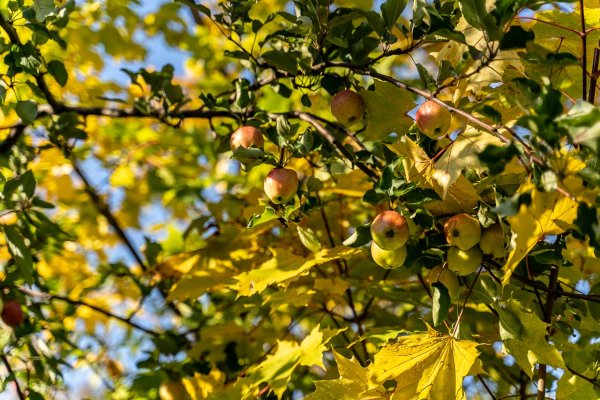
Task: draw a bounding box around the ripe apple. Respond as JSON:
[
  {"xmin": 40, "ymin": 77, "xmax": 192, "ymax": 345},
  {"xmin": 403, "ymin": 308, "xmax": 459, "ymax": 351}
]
[
  {"xmin": 1, "ymin": 300, "xmax": 24, "ymax": 327},
  {"xmin": 159, "ymin": 380, "xmax": 190, "ymax": 400},
  {"xmin": 330, "ymin": 90, "xmax": 364, "ymax": 126},
  {"xmin": 370, "ymin": 211, "xmax": 409, "ymax": 251},
  {"xmin": 447, "ymin": 246, "xmax": 483, "ymax": 276},
  {"xmin": 264, "ymin": 167, "xmax": 299, "ymax": 204},
  {"xmin": 479, "ymin": 223, "xmax": 506, "ymax": 258},
  {"xmin": 415, "ymin": 100, "xmax": 452, "ymax": 139},
  {"xmin": 444, "ymin": 213, "xmax": 481, "ymax": 250},
  {"xmin": 230, "ymin": 125, "xmax": 264, "ymax": 151},
  {"xmin": 371, "ymin": 241, "xmax": 407, "ymax": 269},
  {"xmin": 428, "ymin": 266, "xmax": 460, "ymax": 302}
]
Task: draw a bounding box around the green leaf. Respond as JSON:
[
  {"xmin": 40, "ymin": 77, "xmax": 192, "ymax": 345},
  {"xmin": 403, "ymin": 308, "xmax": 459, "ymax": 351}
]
[
  {"xmin": 459, "ymin": 0, "xmax": 501, "ymax": 40},
  {"xmin": 33, "ymin": 0, "xmax": 55, "ymax": 22},
  {"xmin": 343, "ymin": 224, "xmax": 372, "ymax": 247},
  {"xmin": 297, "ymin": 226, "xmax": 322, "ymax": 253},
  {"xmin": 500, "ymin": 26, "xmax": 534, "ymax": 50},
  {"xmin": 3, "ymin": 226, "xmax": 33, "ymax": 283},
  {"xmin": 47, "ymin": 60, "xmax": 68, "ymax": 86},
  {"xmin": 261, "ymin": 50, "xmax": 299, "ymax": 74},
  {"xmin": 478, "ymin": 143, "xmax": 519, "ymax": 174},
  {"xmin": 432, "ymin": 282, "xmax": 450, "ymax": 326},
  {"xmin": 247, "ymin": 207, "xmax": 278, "ymax": 228},
  {"xmin": 380, "ymin": 0, "xmax": 407, "ymax": 31},
  {"xmin": 15, "ymin": 100, "xmax": 38, "ymax": 124},
  {"xmin": 361, "ymin": 80, "xmax": 414, "ymax": 140}
]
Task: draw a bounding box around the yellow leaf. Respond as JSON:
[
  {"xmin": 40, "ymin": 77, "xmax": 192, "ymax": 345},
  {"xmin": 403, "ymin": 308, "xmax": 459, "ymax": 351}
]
[
  {"xmin": 369, "ymin": 326, "xmax": 482, "ymax": 400},
  {"xmin": 234, "ymin": 246, "xmax": 362, "ymax": 297},
  {"xmin": 503, "ymin": 183, "xmax": 578, "ymax": 284}
]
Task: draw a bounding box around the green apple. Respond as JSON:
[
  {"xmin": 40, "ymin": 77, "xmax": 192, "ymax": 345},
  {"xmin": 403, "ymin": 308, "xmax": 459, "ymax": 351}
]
[
  {"xmin": 447, "ymin": 246, "xmax": 483, "ymax": 276},
  {"xmin": 370, "ymin": 210, "xmax": 409, "ymax": 251},
  {"xmin": 159, "ymin": 380, "xmax": 190, "ymax": 400},
  {"xmin": 264, "ymin": 167, "xmax": 299, "ymax": 204},
  {"xmin": 230, "ymin": 125, "xmax": 264, "ymax": 151},
  {"xmin": 371, "ymin": 241, "xmax": 407, "ymax": 269},
  {"xmin": 479, "ymin": 223, "xmax": 506, "ymax": 258},
  {"xmin": 428, "ymin": 266, "xmax": 460, "ymax": 302},
  {"xmin": 415, "ymin": 100, "xmax": 452, "ymax": 139},
  {"xmin": 444, "ymin": 213, "xmax": 481, "ymax": 250},
  {"xmin": 330, "ymin": 90, "xmax": 364, "ymax": 126}
]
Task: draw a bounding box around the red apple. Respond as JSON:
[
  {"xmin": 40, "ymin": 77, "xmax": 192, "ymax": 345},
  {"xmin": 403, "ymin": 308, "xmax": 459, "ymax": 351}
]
[
  {"xmin": 415, "ymin": 100, "xmax": 452, "ymax": 139},
  {"xmin": 370, "ymin": 211, "xmax": 409, "ymax": 251},
  {"xmin": 444, "ymin": 213, "xmax": 481, "ymax": 250},
  {"xmin": 230, "ymin": 125, "xmax": 264, "ymax": 151},
  {"xmin": 1, "ymin": 300, "xmax": 24, "ymax": 327},
  {"xmin": 264, "ymin": 168, "xmax": 299, "ymax": 204},
  {"xmin": 330, "ymin": 90, "xmax": 364, "ymax": 126}
]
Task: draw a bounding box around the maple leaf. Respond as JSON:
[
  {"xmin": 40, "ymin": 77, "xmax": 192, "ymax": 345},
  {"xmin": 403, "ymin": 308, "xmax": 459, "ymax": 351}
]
[
  {"xmin": 362, "ymin": 80, "xmax": 414, "ymax": 141},
  {"xmin": 368, "ymin": 325, "xmax": 482, "ymax": 400},
  {"xmin": 503, "ymin": 181, "xmax": 578, "ymax": 284},
  {"xmin": 234, "ymin": 246, "xmax": 362, "ymax": 297},
  {"xmin": 499, "ymin": 300, "xmax": 565, "ymax": 377}
]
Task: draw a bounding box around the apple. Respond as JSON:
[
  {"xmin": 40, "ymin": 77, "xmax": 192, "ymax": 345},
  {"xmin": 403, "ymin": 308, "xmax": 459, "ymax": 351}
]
[
  {"xmin": 330, "ymin": 90, "xmax": 364, "ymax": 126},
  {"xmin": 444, "ymin": 213, "xmax": 481, "ymax": 250},
  {"xmin": 415, "ymin": 100, "xmax": 452, "ymax": 139},
  {"xmin": 370, "ymin": 211, "xmax": 409, "ymax": 251},
  {"xmin": 479, "ymin": 223, "xmax": 506, "ymax": 258},
  {"xmin": 159, "ymin": 380, "xmax": 190, "ymax": 400},
  {"xmin": 371, "ymin": 241, "xmax": 407, "ymax": 269},
  {"xmin": 447, "ymin": 246, "xmax": 483, "ymax": 276},
  {"xmin": 1, "ymin": 300, "xmax": 24, "ymax": 327},
  {"xmin": 264, "ymin": 167, "xmax": 299, "ymax": 204},
  {"xmin": 230, "ymin": 125, "xmax": 264, "ymax": 151},
  {"xmin": 428, "ymin": 266, "xmax": 460, "ymax": 302}
]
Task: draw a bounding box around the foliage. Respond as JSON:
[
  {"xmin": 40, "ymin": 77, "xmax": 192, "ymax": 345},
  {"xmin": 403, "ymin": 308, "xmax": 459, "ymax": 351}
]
[{"xmin": 0, "ymin": 0, "xmax": 599, "ymax": 399}]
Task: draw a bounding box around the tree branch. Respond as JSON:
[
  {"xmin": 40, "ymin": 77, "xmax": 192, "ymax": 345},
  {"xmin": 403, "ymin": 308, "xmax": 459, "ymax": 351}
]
[
  {"xmin": 536, "ymin": 265, "xmax": 559, "ymax": 400},
  {"xmin": 0, "ymin": 354, "xmax": 26, "ymax": 400},
  {"xmin": 17, "ymin": 286, "xmax": 160, "ymax": 336}
]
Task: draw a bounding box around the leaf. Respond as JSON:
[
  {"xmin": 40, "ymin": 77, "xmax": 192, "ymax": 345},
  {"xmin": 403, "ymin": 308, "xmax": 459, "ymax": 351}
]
[
  {"xmin": 33, "ymin": 0, "xmax": 55, "ymax": 22},
  {"xmin": 501, "ymin": 300, "xmax": 565, "ymax": 377},
  {"xmin": 369, "ymin": 325, "xmax": 482, "ymax": 400},
  {"xmin": 47, "ymin": 60, "xmax": 68, "ymax": 86},
  {"xmin": 556, "ymin": 100, "xmax": 600, "ymax": 153},
  {"xmin": 15, "ymin": 100, "xmax": 38, "ymax": 124},
  {"xmin": 380, "ymin": 0, "xmax": 407, "ymax": 31},
  {"xmin": 3, "ymin": 226, "xmax": 34, "ymax": 283},
  {"xmin": 297, "ymin": 226, "xmax": 322, "ymax": 253},
  {"xmin": 431, "ymin": 283, "xmax": 450, "ymax": 326},
  {"xmin": 260, "ymin": 50, "xmax": 298, "ymax": 74},
  {"xmin": 343, "ymin": 224, "xmax": 372, "ymax": 247},
  {"xmin": 306, "ymin": 350, "xmax": 374, "ymax": 400},
  {"xmin": 503, "ymin": 182, "xmax": 578, "ymax": 284},
  {"xmin": 361, "ymin": 80, "xmax": 414, "ymax": 140},
  {"xmin": 245, "ymin": 325, "xmax": 342, "ymax": 399},
  {"xmin": 557, "ymin": 371, "xmax": 600, "ymax": 400},
  {"xmin": 234, "ymin": 246, "xmax": 362, "ymax": 297},
  {"xmin": 247, "ymin": 207, "xmax": 278, "ymax": 228},
  {"xmin": 433, "ymin": 129, "xmax": 504, "ymax": 198},
  {"xmin": 459, "ymin": 0, "xmax": 501, "ymax": 40}
]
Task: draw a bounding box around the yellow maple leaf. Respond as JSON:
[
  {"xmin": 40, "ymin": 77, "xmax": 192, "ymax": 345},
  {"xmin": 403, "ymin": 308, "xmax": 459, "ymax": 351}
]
[
  {"xmin": 368, "ymin": 326, "xmax": 482, "ymax": 400},
  {"xmin": 503, "ymin": 182, "xmax": 578, "ymax": 284}
]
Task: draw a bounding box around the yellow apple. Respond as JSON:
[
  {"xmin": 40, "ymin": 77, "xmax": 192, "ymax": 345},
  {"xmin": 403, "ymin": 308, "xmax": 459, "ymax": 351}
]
[
  {"xmin": 371, "ymin": 241, "xmax": 407, "ymax": 269},
  {"xmin": 479, "ymin": 223, "xmax": 506, "ymax": 258},
  {"xmin": 428, "ymin": 266, "xmax": 460, "ymax": 302},
  {"xmin": 444, "ymin": 213, "xmax": 481, "ymax": 250},
  {"xmin": 370, "ymin": 210, "xmax": 409, "ymax": 251},
  {"xmin": 447, "ymin": 246, "xmax": 483, "ymax": 276},
  {"xmin": 330, "ymin": 90, "xmax": 364, "ymax": 126}
]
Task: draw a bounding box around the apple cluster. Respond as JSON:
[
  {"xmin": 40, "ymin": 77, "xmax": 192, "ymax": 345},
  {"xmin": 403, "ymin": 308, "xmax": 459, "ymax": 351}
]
[
  {"xmin": 229, "ymin": 89, "xmax": 366, "ymax": 206},
  {"xmin": 369, "ymin": 211, "xmax": 410, "ymax": 269}
]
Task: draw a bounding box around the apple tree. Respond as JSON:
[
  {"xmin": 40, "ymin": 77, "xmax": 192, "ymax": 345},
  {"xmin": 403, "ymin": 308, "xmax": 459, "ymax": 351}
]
[{"xmin": 0, "ymin": 0, "xmax": 600, "ymax": 399}]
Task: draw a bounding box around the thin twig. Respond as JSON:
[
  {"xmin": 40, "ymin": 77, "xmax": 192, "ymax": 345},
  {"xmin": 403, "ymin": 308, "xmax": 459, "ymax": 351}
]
[
  {"xmin": 0, "ymin": 354, "xmax": 26, "ymax": 400},
  {"xmin": 536, "ymin": 265, "xmax": 559, "ymax": 400}
]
